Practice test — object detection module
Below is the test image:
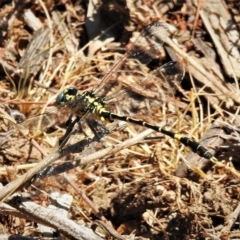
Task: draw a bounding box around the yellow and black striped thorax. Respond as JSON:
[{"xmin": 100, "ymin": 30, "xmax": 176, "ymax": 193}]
[{"xmin": 56, "ymin": 87, "xmax": 106, "ymax": 116}]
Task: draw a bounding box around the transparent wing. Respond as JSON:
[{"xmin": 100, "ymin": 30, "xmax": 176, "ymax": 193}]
[
  {"xmin": 18, "ymin": 27, "xmax": 51, "ymax": 78},
  {"xmin": 118, "ymin": 61, "xmax": 185, "ymax": 101},
  {"xmin": 92, "ymin": 21, "xmax": 170, "ymax": 96},
  {"xmin": 100, "ymin": 60, "xmax": 184, "ymax": 122},
  {"xmin": 3, "ymin": 105, "xmax": 71, "ymax": 138}
]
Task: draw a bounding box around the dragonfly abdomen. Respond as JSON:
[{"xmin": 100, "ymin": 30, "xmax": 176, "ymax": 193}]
[{"xmin": 99, "ymin": 109, "xmax": 217, "ymax": 162}]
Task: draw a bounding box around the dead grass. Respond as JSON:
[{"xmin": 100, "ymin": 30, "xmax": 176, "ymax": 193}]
[{"xmin": 0, "ymin": 0, "xmax": 240, "ymax": 239}]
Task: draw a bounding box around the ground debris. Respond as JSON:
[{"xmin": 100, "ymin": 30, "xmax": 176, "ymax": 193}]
[{"xmin": 0, "ymin": 1, "xmax": 240, "ymax": 240}]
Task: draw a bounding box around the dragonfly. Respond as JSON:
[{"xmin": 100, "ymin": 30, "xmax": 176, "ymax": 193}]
[
  {"xmin": 55, "ymin": 20, "xmax": 217, "ymax": 163},
  {"xmin": 0, "ymin": 20, "xmax": 217, "ymax": 203}
]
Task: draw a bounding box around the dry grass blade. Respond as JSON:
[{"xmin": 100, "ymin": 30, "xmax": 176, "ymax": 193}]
[{"xmin": 1, "ymin": 1, "xmax": 240, "ymax": 239}]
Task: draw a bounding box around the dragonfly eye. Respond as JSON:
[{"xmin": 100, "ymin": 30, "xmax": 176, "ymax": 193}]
[
  {"xmin": 56, "ymin": 92, "xmax": 66, "ymax": 105},
  {"xmin": 66, "ymin": 87, "xmax": 78, "ymax": 96}
]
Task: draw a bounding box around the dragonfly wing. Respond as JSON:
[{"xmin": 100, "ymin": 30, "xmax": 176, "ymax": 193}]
[
  {"xmin": 92, "ymin": 21, "xmax": 170, "ymax": 95},
  {"xmin": 5, "ymin": 106, "xmax": 71, "ymax": 138},
  {"xmin": 144, "ymin": 61, "xmax": 185, "ymax": 98}
]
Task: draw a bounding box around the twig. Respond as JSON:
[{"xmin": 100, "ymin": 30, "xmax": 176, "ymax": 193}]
[{"xmin": 6, "ymin": 195, "xmax": 102, "ymax": 240}]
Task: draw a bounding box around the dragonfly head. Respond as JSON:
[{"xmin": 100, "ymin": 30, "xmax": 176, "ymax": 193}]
[{"xmin": 56, "ymin": 87, "xmax": 78, "ymax": 105}]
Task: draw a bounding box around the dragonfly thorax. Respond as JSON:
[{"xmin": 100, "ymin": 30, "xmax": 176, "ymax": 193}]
[{"xmin": 56, "ymin": 87, "xmax": 106, "ymax": 115}]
